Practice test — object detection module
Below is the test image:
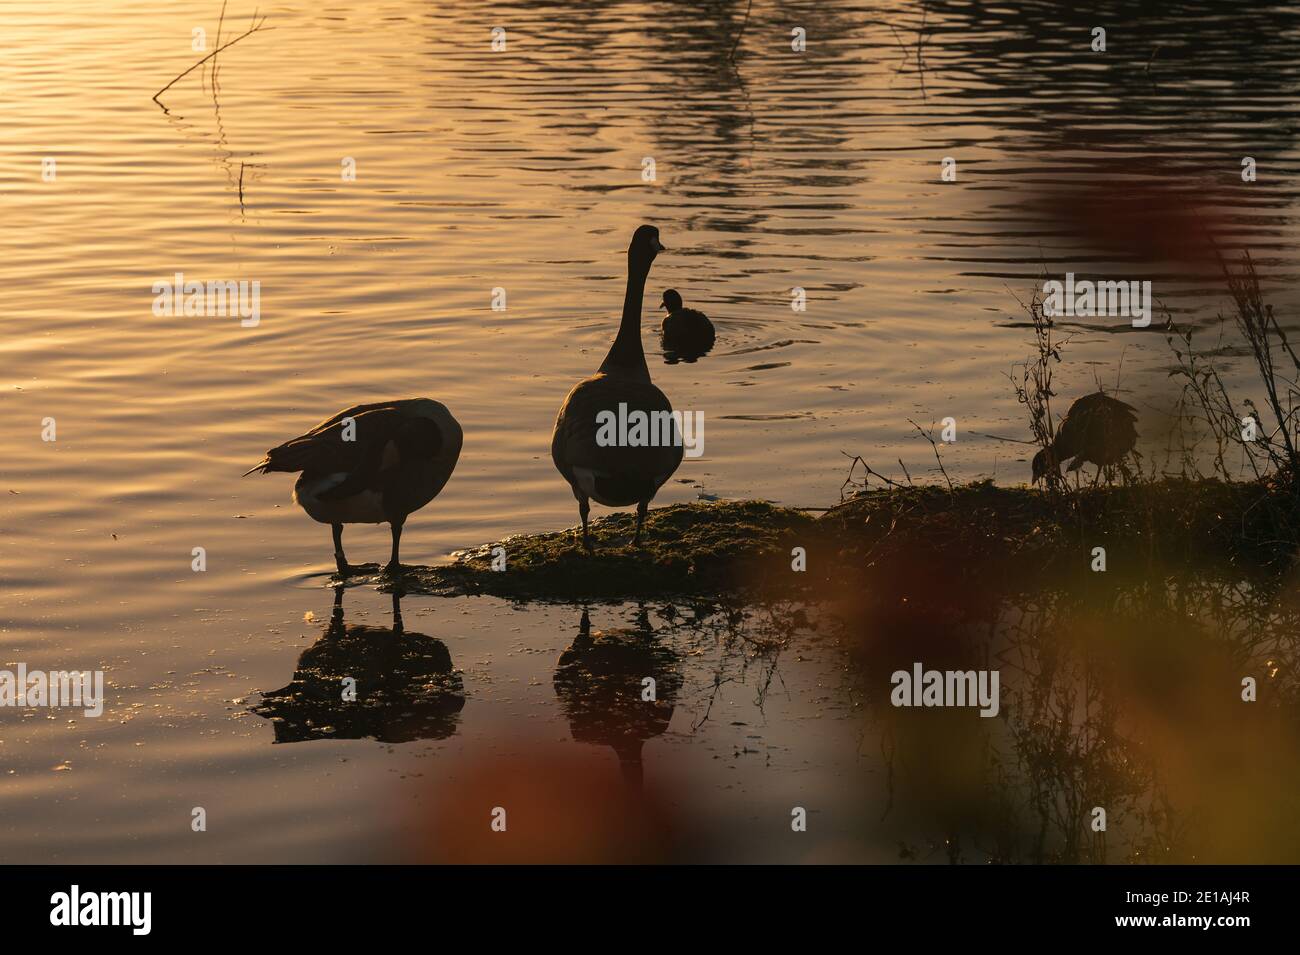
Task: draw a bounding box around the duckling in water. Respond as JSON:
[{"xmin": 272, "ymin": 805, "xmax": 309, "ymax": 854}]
[{"xmin": 659, "ymin": 289, "xmax": 714, "ymax": 362}]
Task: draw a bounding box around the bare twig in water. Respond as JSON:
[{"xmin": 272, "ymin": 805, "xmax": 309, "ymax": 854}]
[
  {"xmin": 881, "ymin": 3, "xmax": 931, "ymax": 98},
  {"xmin": 1162, "ymin": 247, "xmax": 1300, "ymax": 489},
  {"xmin": 1219, "ymin": 248, "xmax": 1300, "ymax": 472},
  {"xmin": 969, "ymin": 430, "xmax": 1038, "ymax": 445},
  {"xmin": 909, "ymin": 418, "xmax": 954, "ymax": 497},
  {"xmin": 211, "ymin": 0, "xmax": 229, "ymax": 90},
  {"xmin": 728, "ymin": 0, "xmax": 754, "ymax": 63},
  {"xmin": 238, "ymin": 162, "xmax": 246, "ymax": 215},
  {"xmin": 153, "ymin": 10, "xmax": 272, "ymax": 109},
  {"xmin": 915, "ymin": 2, "xmax": 930, "ymax": 99},
  {"xmin": 840, "ymin": 451, "xmax": 907, "ymax": 500},
  {"xmin": 886, "ymin": 24, "xmax": 912, "ymax": 60},
  {"xmin": 1008, "ymin": 275, "xmax": 1073, "ymax": 493}
]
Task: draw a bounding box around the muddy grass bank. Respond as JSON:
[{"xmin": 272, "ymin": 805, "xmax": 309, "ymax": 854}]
[{"xmin": 391, "ymin": 477, "xmax": 1300, "ymax": 603}]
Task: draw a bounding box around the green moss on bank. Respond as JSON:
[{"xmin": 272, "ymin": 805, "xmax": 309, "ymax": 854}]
[
  {"xmin": 393, "ymin": 478, "xmax": 1299, "ymax": 602},
  {"xmin": 825, "ymin": 477, "xmax": 1298, "ymax": 578},
  {"xmin": 400, "ymin": 500, "xmax": 819, "ymax": 601}
]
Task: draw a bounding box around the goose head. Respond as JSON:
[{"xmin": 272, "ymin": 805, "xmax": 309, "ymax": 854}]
[
  {"xmin": 1031, "ymin": 447, "xmax": 1058, "ymax": 484},
  {"xmin": 661, "ymin": 288, "xmax": 683, "ymax": 312},
  {"xmin": 628, "ymin": 224, "xmax": 665, "ymax": 270}
]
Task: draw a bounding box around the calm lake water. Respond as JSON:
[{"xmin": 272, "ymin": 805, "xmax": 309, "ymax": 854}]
[{"xmin": 2, "ymin": 0, "xmax": 1299, "ymax": 862}]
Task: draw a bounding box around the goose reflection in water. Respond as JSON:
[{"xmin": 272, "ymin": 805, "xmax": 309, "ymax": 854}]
[
  {"xmin": 553, "ymin": 607, "xmax": 682, "ymax": 790},
  {"xmin": 253, "ymin": 587, "xmax": 464, "ymax": 744}
]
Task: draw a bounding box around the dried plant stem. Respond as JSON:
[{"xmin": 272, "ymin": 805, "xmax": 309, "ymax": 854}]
[
  {"xmin": 153, "ymin": 12, "xmax": 271, "ymax": 107},
  {"xmin": 729, "ymin": 0, "xmax": 754, "ymax": 63}
]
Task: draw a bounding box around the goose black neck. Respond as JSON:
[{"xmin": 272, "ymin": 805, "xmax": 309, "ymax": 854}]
[{"xmin": 600, "ymin": 255, "xmax": 652, "ymax": 379}]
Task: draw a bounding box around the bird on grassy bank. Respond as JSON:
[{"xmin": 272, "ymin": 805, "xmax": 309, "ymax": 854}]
[
  {"xmin": 244, "ymin": 398, "xmax": 462, "ymax": 576},
  {"xmin": 659, "ymin": 289, "xmax": 714, "ymax": 361},
  {"xmin": 552, "ymin": 225, "xmax": 684, "ymax": 550},
  {"xmin": 1032, "ymin": 391, "xmax": 1138, "ymax": 485}
]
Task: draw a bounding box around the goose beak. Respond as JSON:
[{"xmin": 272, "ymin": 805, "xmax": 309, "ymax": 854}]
[{"xmin": 654, "ymin": 239, "xmax": 666, "ymax": 253}]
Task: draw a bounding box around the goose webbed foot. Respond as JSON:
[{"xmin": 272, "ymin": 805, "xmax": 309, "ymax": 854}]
[{"xmin": 382, "ymin": 561, "xmax": 409, "ymax": 596}]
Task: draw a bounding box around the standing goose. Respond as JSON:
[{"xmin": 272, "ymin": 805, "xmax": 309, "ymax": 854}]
[
  {"xmin": 552, "ymin": 225, "xmax": 683, "ymax": 550},
  {"xmin": 245, "ymin": 398, "xmax": 462, "ymax": 575},
  {"xmin": 1032, "ymin": 391, "xmax": 1138, "ymax": 485},
  {"xmin": 659, "ymin": 289, "xmax": 715, "ymax": 361}
]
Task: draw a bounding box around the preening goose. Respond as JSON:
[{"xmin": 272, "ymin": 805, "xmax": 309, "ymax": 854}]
[
  {"xmin": 244, "ymin": 397, "xmax": 462, "ymax": 575},
  {"xmin": 551, "ymin": 225, "xmax": 683, "ymax": 549},
  {"xmin": 659, "ymin": 289, "xmax": 714, "ymax": 361},
  {"xmin": 1032, "ymin": 391, "xmax": 1138, "ymax": 484}
]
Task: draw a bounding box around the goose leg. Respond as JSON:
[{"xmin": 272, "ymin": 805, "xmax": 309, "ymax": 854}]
[
  {"xmin": 634, "ymin": 500, "xmax": 648, "ymax": 546},
  {"xmin": 331, "ymin": 523, "xmax": 353, "ymax": 577},
  {"xmin": 386, "ymin": 517, "xmax": 405, "ymax": 574},
  {"xmin": 576, "ymin": 493, "xmax": 592, "ymax": 552}
]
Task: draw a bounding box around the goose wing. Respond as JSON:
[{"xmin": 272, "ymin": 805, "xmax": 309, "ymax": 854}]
[
  {"xmin": 1069, "ymin": 391, "xmax": 1137, "ymax": 420},
  {"xmin": 1057, "ymin": 392, "xmax": 1138, "ymax": 463},
  {"xmin": 246, "ymin": 403, "xmax": 417, "ymax": 480}
]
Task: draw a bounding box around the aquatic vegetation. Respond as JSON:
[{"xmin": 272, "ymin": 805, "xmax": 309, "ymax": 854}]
[
  {"xmin": 827, "ymin": 475, "xmax": 1300, "ymax": 586},
  {"xmin": 847, "ymin": 567, "xmax": 1300, "ymax": 864}
]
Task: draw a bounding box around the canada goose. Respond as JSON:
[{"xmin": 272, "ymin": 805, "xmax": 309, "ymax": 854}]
[
  {"xmin": 1032, "ymin": 391, "xmax": 1138, "ymax": 484},
  {"xmin": 659, "ymin": 289, "xmax": 715, "ymax": 361},
  {"xmin": 552, "ymin": 225, "xmax": 683, "ymax": 549},
  {"xmin": 244, "ymin": 398, "xmax": 462, "ymax": 576}
]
